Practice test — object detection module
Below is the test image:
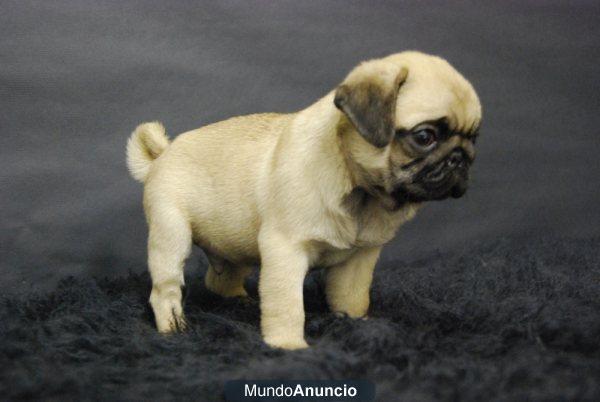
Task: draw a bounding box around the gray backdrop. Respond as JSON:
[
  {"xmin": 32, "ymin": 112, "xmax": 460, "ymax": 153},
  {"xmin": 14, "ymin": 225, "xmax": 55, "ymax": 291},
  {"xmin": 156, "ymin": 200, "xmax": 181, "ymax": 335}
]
[{"xmin": 2, "ymin": 1, "xmax": 599, "ymax": 294}]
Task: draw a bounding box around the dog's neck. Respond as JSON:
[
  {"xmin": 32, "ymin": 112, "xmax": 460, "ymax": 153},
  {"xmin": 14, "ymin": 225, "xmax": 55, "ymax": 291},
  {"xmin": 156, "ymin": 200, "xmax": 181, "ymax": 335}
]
[
  {"xmin": 291, "ymin": 92, "xmax": 354, "ymax": 197},
  {"xmin": 295, "ymin": 92, "xmax": 409, "ymax": 214},
  {"xmin": 334, "ymin": 109, "xmax": 410, "ymax": 212}
]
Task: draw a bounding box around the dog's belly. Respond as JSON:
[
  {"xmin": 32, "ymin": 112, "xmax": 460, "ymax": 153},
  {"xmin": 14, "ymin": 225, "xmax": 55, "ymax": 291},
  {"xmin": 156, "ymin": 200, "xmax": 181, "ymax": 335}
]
[{"xmin": 190, "ymin": 214, "xmax": 261, "ymax": 266}]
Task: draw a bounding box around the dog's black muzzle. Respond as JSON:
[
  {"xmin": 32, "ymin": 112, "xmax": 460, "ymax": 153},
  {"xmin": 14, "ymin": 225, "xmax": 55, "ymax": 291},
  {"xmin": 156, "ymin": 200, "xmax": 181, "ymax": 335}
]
[{"xmin": 394, "ymin": 148, "xmax": 472, "ymax": 203}]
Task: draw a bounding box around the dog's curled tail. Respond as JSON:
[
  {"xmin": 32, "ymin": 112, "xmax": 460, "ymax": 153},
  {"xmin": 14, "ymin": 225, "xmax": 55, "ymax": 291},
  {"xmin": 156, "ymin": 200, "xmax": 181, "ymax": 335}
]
[{"xmin": 126, "ymin": 122, "xmax": 170, "ymax": 182}]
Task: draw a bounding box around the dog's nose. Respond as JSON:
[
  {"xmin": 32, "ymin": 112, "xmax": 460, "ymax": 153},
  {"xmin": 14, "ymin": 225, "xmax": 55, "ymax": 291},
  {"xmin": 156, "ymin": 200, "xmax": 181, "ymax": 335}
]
[{"xmin": 446, "ymin": 150, "xmax": 464, "ymax": 169}]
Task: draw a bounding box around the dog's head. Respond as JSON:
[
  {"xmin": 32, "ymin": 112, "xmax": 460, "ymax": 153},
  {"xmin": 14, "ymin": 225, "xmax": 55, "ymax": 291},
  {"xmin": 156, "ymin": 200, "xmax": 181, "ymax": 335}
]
[{"xmin": 334, "ymin": 51, "xmax": 481, "ymax": 208}]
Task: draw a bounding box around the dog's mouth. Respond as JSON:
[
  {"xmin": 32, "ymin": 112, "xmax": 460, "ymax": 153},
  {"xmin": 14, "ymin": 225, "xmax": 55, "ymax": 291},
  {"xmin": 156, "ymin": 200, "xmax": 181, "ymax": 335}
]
[{"xmin": 392, "ymin": 149, "xmax": 471, "ymax": 203}]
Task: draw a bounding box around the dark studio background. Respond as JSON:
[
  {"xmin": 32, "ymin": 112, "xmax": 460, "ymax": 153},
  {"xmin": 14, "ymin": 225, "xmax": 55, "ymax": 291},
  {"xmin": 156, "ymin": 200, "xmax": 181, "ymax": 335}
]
[{"xmin": 1, "ymin": 1, "xmax": 599, "ymax": 401}]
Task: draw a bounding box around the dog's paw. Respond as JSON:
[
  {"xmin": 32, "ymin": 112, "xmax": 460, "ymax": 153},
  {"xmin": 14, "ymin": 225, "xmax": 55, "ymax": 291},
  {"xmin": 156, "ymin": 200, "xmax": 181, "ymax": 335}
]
[
  {"xmin": 155, "ymin": 308, "xmax": 188, "ymax": 334},
  {"xmin": 264, "ymin": 335, "xmax": 309, "ymax": 350},
  {"xmin": 214, "ymin": 287, "xmax": 249, "ymax": 298},
  {"xmin": 150, "ymin": 289, "xmax": 187, "ymax": 333},
  {"xmin": 237, "ymin": 295, "xmax": 258, "ymax": 305},
  {"xmin": 168, "ymin": 310, "xmax": 188, "ymax": 333},
  {"xmin": 332, "ymin": 310, "xmax": 369, "ymax": 320}
]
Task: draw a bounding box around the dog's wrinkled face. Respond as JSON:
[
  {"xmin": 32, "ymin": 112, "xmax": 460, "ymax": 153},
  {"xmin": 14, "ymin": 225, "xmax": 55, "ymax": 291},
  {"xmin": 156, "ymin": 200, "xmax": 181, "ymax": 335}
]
[
  {"xmin": 390, "ymin": 117, "xmax": 478, "ymax": 203},
  {"xmin": 335, "ymin": 51, "xmax": 481, "ymax": 208}
]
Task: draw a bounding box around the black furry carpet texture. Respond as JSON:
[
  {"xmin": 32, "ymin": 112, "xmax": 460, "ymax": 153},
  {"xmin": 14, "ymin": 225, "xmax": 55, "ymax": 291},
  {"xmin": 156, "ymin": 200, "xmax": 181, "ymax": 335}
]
[{"xmin": 1, "ymin": 236, "xmax": 599, "ymax": 401}]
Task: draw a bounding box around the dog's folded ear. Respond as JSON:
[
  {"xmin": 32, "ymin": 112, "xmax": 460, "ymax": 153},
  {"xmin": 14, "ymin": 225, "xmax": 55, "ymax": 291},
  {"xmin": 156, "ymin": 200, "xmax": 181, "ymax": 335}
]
[{"xmin": 334, "ymin": 64, "xmax": 408, "ymax": 148}]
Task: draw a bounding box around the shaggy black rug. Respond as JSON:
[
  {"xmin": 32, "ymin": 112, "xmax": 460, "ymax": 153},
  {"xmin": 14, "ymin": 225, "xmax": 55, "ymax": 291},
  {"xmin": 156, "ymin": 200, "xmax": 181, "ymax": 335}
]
[{"xmin": 2, "ymin": 235, "xmax": 599, "ymax": 401}]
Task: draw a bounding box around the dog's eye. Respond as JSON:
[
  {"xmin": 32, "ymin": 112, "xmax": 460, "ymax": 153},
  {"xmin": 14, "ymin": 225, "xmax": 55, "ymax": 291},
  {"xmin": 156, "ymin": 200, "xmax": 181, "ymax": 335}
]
[{"xmin": 411, "ymin": 127, "xmax": 438, "ymax": 150}]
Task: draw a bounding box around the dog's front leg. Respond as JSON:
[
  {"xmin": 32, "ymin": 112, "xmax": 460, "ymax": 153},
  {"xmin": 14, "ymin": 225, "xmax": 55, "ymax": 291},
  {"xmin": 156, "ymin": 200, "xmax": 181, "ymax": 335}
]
[
  {"xmin": 258, "ymin": 229, "xmax": 309, "ymax": 350},
  {"xmin": 325, "ymin": 246, "xmax": 381, "ymax": 318}
]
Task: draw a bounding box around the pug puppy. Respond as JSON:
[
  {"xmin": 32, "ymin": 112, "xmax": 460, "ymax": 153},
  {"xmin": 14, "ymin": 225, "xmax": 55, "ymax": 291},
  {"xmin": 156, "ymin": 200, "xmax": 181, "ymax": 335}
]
[{"xmin": 127, "ymin": 51, "xmax": 481, "ymax": 350}]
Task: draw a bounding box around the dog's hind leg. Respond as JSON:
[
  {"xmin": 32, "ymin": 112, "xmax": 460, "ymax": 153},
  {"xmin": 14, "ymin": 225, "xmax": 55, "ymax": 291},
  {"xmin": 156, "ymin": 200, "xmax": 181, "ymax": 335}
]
[
  {"xmin": 147, "ymin": 206, "xmax": 191, "ymax": 333},
  {"xmin": 204, "ymin": 254, "xmax": 252, "ymax": 298}
]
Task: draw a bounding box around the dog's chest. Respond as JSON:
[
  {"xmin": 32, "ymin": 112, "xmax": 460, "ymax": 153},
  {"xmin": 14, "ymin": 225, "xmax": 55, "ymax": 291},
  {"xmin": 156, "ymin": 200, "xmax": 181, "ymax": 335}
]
[
  {"xmin": 314, "ymin": 196, "xmax": 419, "ymax": 266},
  {"xmin": 316, "ymin": 221, "xmax": 398, "ymax": 266},
  {"xmin": 352, "ymin": 203, "xmax": 412, "ymax": 246},
  {"xmin": 347, "ymin": 191, "xmax": 418, "ymax": 245}
]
